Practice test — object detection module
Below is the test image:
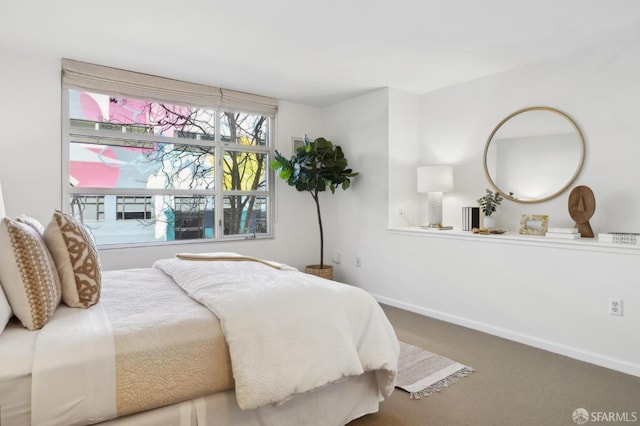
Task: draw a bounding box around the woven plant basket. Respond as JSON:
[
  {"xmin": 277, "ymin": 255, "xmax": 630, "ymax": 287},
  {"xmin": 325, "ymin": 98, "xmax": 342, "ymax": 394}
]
[{"xmin": 304, "ymin": 265, "xmax": 333, "ymax": 280}]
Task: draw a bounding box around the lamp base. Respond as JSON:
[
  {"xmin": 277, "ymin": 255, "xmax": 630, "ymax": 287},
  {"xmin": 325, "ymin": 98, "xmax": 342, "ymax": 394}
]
[{"xmin": 420, "ymin": 225, "xmax": 453, "ymax": 231}]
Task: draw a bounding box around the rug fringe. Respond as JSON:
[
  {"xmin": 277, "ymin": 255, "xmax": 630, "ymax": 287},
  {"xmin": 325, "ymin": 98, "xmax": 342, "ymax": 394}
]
[{"xmin": 409, "ymin": 367, "xmax": 475, "ymax": 399}]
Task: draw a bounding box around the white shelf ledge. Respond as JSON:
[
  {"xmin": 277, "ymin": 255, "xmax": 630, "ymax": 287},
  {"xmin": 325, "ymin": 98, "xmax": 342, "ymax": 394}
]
[{"xmin": 387, "ymin": 227, "xmax": 640, "ymax": 256}]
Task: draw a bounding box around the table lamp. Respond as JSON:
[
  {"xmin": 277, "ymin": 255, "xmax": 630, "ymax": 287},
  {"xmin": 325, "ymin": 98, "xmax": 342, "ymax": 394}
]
[{"xmin": 417, "ymin": 165, "xmax": 453, "ymax": 229}]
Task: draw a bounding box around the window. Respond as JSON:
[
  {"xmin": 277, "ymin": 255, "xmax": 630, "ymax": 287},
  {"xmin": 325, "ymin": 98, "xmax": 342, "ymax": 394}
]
[
  {"xmin": 116, "ymin": 196, "xmax": 153, "ymax": 220},
  {"xmin": 70, "ymin": 195, "xmax": 104, "ymax": 222},
  {"xmin": 174, "ymin": 195, "xmax": 212, "ymax": 240},
  {"xmin": 62, "ymin": 59, "xmax": 277, "ymax": 246}
]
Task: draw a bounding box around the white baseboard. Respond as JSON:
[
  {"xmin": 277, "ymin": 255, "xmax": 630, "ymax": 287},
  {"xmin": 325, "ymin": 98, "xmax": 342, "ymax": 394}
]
[{"xmin": 374, "ymin": 294, "xmax": 640, "ymax": 378}]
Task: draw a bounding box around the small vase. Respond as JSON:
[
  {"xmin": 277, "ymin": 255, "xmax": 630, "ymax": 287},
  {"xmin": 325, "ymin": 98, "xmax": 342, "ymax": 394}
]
[{"xmin": 483, "ymin": 215, "xmax": 496, "ymax": 229}]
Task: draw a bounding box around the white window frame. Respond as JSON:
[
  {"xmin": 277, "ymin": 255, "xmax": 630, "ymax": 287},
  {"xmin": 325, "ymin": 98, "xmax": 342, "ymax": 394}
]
[{"xmin": 61, "ymin": 59, "xmax": 277, "ymax": 248}]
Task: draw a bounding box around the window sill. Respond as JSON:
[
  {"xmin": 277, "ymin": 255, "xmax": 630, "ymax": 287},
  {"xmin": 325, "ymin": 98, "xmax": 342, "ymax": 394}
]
[
  {"xmin": 387, "ymin": 227, "xmax": 640, "ymax": 256},
  {"xmin": 98, "ymin": 234, "xmax": 272, "ymax": 251}
]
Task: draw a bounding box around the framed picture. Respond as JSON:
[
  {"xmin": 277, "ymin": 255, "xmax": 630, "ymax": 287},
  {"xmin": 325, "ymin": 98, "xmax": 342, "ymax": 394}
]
[
  {"xmin": 292, "ymin": 137, "xmax": 307, "ymax": 152},
  {"xmin": 519, "ymin": 214, "xmax": 549, "ymax": 235}
]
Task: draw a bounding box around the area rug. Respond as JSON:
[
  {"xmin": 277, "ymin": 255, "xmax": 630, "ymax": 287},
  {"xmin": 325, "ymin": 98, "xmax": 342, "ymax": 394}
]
[{"xmin": 396, "ymin": 341, "xmax": 474, "ymax": 399}]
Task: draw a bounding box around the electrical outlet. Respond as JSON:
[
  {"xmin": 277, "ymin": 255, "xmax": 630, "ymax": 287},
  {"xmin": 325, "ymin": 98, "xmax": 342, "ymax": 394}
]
[
  {"xmin": 356, "ymin": 257, "xmax": 361, "ymax": 267},
  {"xmin": 609, "ymin": 298, "xmax": 623, "ymax": 316},
  {"xmin": 332, "ymin": 251, "xmax": 341, "ymax": 264},
  {"xmin": 399, "ymin": 208, "xmax": 404, "ymax": 216}
]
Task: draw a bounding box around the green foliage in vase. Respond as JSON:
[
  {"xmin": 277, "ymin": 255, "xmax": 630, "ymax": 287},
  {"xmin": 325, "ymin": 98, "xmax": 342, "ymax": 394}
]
[{"xmin": 477, "ymin": 189, "xmax": 505, "ymax": 217}]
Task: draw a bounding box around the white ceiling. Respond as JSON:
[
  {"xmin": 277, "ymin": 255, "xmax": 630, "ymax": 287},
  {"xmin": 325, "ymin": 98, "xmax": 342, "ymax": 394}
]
[{"xmin": 1, "ymin": 0, "xmax": 639, "ymax": 106}]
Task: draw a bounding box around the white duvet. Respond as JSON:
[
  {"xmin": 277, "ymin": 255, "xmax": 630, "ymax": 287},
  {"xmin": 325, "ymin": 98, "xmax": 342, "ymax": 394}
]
[{"xmin": 153, "ymin": 257, "xmax": 399, "ymax": 410}]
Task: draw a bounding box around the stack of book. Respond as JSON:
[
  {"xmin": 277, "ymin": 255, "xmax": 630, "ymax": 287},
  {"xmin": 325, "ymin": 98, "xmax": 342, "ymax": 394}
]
[
  {"xmin": 598, "ymin": 232, "xmax": 640, "ymax": 245},
  {"xmin": 545, "ymin": 227, "xmax": 581, "ymax": 239}
]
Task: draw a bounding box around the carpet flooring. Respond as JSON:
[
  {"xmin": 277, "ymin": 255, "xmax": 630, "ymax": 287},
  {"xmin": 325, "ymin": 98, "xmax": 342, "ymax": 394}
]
[{"xmin": 350, "ymin": 304, "xmax": 640, "ymax": 426}]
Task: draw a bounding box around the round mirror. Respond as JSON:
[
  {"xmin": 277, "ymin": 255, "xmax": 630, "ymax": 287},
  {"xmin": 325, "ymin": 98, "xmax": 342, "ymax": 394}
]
[{"xmin": 483, "ymin": 106, "xmax": 585, "ymax": 203}]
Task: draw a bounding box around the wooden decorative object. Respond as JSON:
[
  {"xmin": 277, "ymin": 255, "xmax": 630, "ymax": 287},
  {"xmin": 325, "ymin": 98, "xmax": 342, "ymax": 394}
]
[{"xmin": 568, "ymin": 185, "xmax": 595, "ymax": 238}]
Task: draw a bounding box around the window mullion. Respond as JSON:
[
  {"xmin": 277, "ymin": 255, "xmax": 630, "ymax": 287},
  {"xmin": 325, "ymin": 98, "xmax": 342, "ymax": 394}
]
[
  {"xmin": 68, "ymin": 187, "xmax": 215, "ymax": 197},
  {"xmin": 69, "ymin": 127, "xmax": 218, "ymax": 148},
  {"xmin": 215, "ymin": 110, "xmax": 224, "ymax": 240},
  {"xmin": 61, "ymin": 89, "xmax": 71, "ymax": 212}
]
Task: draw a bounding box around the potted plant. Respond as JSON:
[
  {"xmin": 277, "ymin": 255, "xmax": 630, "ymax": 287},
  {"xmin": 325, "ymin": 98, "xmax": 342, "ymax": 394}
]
[
  {"xmin": 270, "ymin": 136, "xmax": 358, "ymax": 279},
  {"xmin": 477, "ymin": 189, "xmax": 504, "ymax": 229}
]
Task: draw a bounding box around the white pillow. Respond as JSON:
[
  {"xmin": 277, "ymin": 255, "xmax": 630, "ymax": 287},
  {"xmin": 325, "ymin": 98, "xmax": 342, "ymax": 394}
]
[
  {"xmin": 0, "ymin": 218, "xmax": 61, "ymax": 330},
  {"xmin": 16, "ymin": 214, "xmax": 45, "ymax": 234},
  {"xmin": 0, "ymin": 284, "xmax": 11, "ymax": 334},
  {"xmin": 43, "ymin": 210, "xmax": 101, "ymax": 308}
]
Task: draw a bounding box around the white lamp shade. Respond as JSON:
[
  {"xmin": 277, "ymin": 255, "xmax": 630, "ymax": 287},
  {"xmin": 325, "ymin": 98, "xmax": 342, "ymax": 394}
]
[
  {"xmin": 0, "ymin": 182, "xmax": 5, "ymax": 219},
  {"xmin": 417, "ymin": 165, "xmax": 454, "ymax": 193}
]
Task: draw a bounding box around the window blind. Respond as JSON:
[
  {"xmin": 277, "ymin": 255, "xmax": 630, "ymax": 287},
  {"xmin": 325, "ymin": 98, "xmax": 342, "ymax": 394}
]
[{"xmin": 61, "ymin": 58, "xmax": 278, "ymax": 116}]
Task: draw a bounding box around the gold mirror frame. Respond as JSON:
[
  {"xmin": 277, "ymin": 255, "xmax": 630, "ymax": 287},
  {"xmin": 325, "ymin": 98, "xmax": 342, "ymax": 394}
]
[{"xmin": 482, "ymin": 106, "xmax": 585, "ymax": 204}]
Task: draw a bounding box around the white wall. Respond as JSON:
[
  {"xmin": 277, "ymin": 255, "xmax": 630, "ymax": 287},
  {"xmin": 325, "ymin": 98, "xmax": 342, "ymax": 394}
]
[
  {"xmin": 365, "ymin": 27, "xmax": 640, "ymax": 376},
  {"xmin": 319, "ymin": 88, "xmax": 390, "ymax": 284},
  {"xmin": 0, "ymin": 50, "xmax": 62, "ymax": 219},
  {"xmin": 0, "ymin": 49, "xmax": 322, "ymax": 271},
  {"xmin": 387, "ymin": 90, "xmax": 421, "ymax": 228}
]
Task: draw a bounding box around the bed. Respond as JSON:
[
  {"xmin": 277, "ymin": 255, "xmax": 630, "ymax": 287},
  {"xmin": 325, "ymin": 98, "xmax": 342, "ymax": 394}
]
[{"xmin": 0, "ymin": 210, "xmax": 399, "ymax": 426}]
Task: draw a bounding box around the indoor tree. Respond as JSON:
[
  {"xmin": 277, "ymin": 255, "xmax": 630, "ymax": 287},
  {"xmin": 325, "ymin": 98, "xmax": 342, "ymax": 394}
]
[{"xmin": 270, "ymin": 136, "xmax": 358, "ymax": 270}]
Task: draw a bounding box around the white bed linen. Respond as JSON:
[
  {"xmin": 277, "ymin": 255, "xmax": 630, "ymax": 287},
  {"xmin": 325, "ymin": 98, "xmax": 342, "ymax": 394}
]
[
  {"xmin": 154, "ymin": 258, "xmax": 399, "ymax": 410},
  {"xmin": 31, "ymin": 303, "xmax": 117, "ymax": 426},
  {"xmin": 1, "ymin": 341, "xmax": 379, "ymax": 426},
  {"xmin": 192, "ymin": 371, "xmax": 380, "ymax": 426},
  {"xmin": 0, "ymin": 261, "xmax": 395, "ymax": 426},
  {"xmin": 0, "ymin": 321, "xmax": 38, "ymax": 425}
]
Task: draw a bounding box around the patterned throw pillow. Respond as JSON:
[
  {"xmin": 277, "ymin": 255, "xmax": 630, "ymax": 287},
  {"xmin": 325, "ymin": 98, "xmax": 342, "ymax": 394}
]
[
  {"xmin": 43, "ymin": 210, "xmax": 101, "ymax": 308},
  {"xmin": 0, "ymin": 218, "xmax": 62, "ymax": 330}
]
